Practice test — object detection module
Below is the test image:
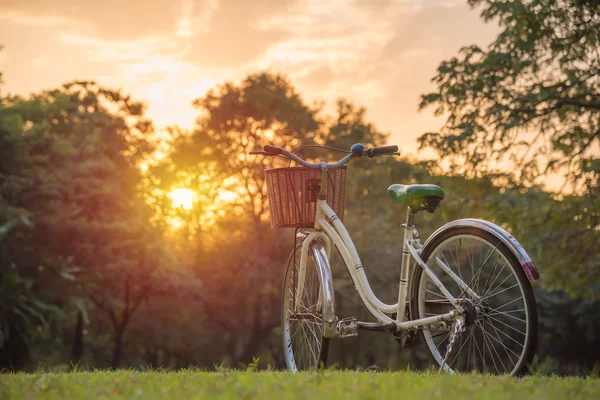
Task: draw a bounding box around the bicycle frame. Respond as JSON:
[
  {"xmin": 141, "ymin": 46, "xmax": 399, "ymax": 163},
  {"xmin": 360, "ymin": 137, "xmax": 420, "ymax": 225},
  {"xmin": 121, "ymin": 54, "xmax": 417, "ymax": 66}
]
[
  {"xmin": 292, "ymin": 166, "xmax": 463, "ymax": 339},
  {"xmin": 291, "ymin": 163, "xmax": 540, "ymax": 340}
]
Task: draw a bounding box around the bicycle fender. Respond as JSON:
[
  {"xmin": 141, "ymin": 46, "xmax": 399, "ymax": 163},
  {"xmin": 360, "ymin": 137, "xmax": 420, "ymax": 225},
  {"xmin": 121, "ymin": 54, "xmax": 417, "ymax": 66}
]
[{"xmin": 423, "ymin": 219, "xmax": 540, "ymax": 281}]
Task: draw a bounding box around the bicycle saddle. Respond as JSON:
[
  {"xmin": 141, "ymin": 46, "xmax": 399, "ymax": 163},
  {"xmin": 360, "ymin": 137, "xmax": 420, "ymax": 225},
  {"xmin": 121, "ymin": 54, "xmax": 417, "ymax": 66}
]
[{"xmin": 387, "ymin": 184, "xmax": 445, "ymax": 213}]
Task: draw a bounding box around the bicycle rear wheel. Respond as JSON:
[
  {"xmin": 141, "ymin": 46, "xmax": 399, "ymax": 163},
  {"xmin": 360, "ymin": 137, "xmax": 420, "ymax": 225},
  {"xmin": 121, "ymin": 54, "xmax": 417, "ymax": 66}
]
[
  {"xmin": 410, "ymin": 226, "xmax": 537, "ymax": 376},
  {"xmin": 281, "ymin": 244, "xmax": 329, "ymax": 371}
]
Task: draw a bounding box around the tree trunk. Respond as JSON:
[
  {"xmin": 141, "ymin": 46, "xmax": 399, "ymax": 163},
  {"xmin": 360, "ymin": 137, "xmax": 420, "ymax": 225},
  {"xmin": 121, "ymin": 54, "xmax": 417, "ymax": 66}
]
[
  {"xmin": 71, "ymin": 311, "xmax": 84, "ymax": 365},
  {"xmin": 112, "ymin": 329, "xmax": 124, "ymax": 369}
]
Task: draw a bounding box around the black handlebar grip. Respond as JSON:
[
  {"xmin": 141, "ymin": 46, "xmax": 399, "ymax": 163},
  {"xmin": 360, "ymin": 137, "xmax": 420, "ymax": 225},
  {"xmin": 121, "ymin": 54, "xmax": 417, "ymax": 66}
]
[
  {"xmin": 366, "ymin": 145, "xmax": 399, "ymax": 157},
  {"xmin": 263, "ymin": 145, "xmax": 283, "ymax": 155}
]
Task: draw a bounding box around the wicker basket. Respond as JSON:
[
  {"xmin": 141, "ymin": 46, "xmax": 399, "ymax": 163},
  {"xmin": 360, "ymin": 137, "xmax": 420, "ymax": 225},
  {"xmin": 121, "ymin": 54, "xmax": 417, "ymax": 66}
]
[{"xmin": 265, "ymin": 166, "xmax": 348, "ymax": 228}]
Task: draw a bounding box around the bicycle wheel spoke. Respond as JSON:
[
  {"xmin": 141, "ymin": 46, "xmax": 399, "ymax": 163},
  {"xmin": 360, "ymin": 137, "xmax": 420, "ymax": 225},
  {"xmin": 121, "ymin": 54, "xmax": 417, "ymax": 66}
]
[
  {"xmin": 479, "ymin": 321, "xmax": 523, "ymax": 359},
  {"xmin": 442, "ymin": 251, "xmax": 458, "ymax": 290},
  {"xmin": 288, "ymin": 318, "xmax": 322, "ymax": 326},
  {"xmin": 488, "ymin": 315, "xmax": 527, "ymax": 336},
  {"xmin": 426, "ymin": 288, "xmax": 447, "ymax": 299},
  {"xmin": 483, "ymin": 271, "xmax": 514, "ymax": 300},
  {"xmin": 296, "ymin": 324, "xmax": 308, "ymax": 366},
  {"xmin": 303, "ymin": 324, "xmax": 319, "ymax": 364},
  {"xmin": 479, "ymin": 322, "xmax": 501, "ymax": 374},
  {"xmin": 494, "ymin": 296, "xmax": 524, "ymax": 311},
  {"xmin": 466, "ymin": 239, "xmax": 475, "ymax": 285},
  {"xmin": 472, "ymin": 328, "xmax": 488, "ymax": 373},
  {"xmin": 429, "ymin": 330, "xmax": 451, "ymax": 339},
  {"xmin": 466, "ymin": 332, "xmax": 473, "ymax": 370},
  {"xmin": 487, "ymin": 307, "xmax": 525, "ymax": 315},
  {"xmin": 485, "ymin": 283, "xmax": 520, "ymax": 300},
  {"xmin": 459, "ymin": 247, "xmax": 501, "ymax": 299},
  {"xmin": 486, "ymin": 320, "xmax": 526, "ymax": 349},
  {"xmin": 289, "ymin": 325, "xmax": 302, "ymax": 343},
  {"xmin": 483, "ymin": 324, "xmax": 509, "ymax": 373},
  {"xmin": 486, "ymin": 314, "xmax": 526, "ymax": 336},
  {"xmin": 432, "ymin": 331, "xmax": 451, "ymax": 353},
  {"xmin": 486, "ymin": 309, "xmax": 526, "ymax": 323},
  {"xmin": 305, "ymin": 317, "xmax": 320, "ymax": 343},
  {"xmin": 481, "ymin": 261, "xmax": 508, "ymax": 298},
  {"xmin": 486, "ymin": 321, "xmax": 520, "ymax": 368},
  {"xmin": 449, "ymin": 330, "xmax": 474, "ymax": 367},
  {"xmin": 452, "ymin": 240, "xmax": 464, "ymax": 284}
]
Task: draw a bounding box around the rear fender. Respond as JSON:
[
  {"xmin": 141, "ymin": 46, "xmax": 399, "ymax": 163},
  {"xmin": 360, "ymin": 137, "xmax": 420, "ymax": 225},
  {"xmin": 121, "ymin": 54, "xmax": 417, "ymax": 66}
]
[{"xmin": 423, "ymin": 219, "xmax": 540, "ymax": 281}]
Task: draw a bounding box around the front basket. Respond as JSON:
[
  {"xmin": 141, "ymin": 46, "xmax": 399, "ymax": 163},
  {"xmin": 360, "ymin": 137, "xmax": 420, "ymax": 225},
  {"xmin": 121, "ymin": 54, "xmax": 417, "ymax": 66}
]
[{"xmin": 264, "ymin": 166, "xmax": 347, "ymax": 228}]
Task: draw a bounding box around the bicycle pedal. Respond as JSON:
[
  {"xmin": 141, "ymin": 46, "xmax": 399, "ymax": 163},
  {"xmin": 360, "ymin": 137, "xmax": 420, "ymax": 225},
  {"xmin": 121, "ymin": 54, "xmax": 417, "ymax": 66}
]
[{"xmin": 336, "ymin": 317, "xmax": 358, "ymax": 338}]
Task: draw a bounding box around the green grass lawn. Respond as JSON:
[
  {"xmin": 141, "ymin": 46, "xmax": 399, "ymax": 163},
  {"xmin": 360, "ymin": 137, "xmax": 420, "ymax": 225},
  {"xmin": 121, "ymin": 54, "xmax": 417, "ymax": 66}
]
[{"xmin": 1, "ymin": 370, "xmax": 598, "ymax": 400}]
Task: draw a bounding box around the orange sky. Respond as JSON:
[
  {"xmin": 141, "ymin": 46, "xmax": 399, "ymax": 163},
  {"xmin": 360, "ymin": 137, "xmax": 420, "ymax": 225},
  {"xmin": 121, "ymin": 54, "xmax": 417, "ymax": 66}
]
[{"xmin": 0, "ymin": 0, "xmax": 501, "ymax": 158}]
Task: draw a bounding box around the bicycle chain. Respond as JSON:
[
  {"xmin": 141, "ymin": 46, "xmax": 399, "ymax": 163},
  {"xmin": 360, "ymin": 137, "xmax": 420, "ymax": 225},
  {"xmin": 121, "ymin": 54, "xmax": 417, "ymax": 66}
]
[{"xmin": 439, "ymin": 316, "xmax": 466, "ymax": 373}]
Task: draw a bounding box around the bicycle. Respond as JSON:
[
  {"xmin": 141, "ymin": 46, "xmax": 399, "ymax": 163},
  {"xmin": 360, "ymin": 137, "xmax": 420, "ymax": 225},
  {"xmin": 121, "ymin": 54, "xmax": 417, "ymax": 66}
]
[{"xmin": 251, "ymin": 143, "xmax": 539, "ymax": 376}]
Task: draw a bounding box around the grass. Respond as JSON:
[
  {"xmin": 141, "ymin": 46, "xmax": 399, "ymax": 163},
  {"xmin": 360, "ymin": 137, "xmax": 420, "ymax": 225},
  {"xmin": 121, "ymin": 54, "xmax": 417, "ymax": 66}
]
[{"xmin": 1, "ymin": 370, "xmax": 599, "ymax": 400}]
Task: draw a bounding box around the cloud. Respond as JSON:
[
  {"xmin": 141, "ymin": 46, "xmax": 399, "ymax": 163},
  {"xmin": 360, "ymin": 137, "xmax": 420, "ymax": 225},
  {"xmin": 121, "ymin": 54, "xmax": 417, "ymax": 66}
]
[
  {"xmin": 245, "ymin": 0, "xmax": 499, "ymax": 154},
  {"xmin": 0, "ymin": 10, "xmax": 66, "ymax": 26},
  {"xmin": 0, "ymin": 0, "xmax": 500, "ymax": 150},
  {"xmin": 176, "ymin": 0, "xmax": 218, "ymax": 37},
  {"xmin": 181, "ymin": 0, "xmax": 298, "ymax": 67},
  {"xmin": 1, "ymin": 0, "xmax": 180, "ymax": 39},
  {"xmin": 382, "ymin": 1, "xmax": 496, "ymax": 60}
]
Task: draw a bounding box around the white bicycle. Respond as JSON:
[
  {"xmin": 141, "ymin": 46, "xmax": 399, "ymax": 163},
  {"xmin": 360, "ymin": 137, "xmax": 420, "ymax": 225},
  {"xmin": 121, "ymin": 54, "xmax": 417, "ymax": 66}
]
[{"xmin": 252, "ymin": 143, "xmax": 539, "ymax": 375}]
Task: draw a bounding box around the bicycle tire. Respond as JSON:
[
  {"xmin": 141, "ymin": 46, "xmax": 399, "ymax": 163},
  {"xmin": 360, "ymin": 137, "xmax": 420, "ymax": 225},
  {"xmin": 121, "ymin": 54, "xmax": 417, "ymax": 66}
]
[
  {"xmin": 409, "ymin": 226, "xmax": 537, "ymax": 376},
  {"xmin": 281, "ymin": 245, "xmax": 330, "ymax": 371}
]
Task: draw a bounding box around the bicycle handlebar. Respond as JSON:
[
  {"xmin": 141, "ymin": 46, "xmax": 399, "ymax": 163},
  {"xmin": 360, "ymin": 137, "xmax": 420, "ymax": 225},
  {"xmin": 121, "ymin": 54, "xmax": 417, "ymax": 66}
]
[
  {"xmin": 364, "ymin": 145, "xmax": 399, "ymax": 158},
  {"xmin": 250, "ymin": 143, "xmax": 399, "ymax": 169}
]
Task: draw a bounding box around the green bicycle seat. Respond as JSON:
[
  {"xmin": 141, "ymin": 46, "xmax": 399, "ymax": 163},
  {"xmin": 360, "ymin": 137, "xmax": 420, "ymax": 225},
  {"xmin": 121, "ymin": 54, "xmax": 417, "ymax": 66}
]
[{"xmin": 388, "ymin": 184, "xmax": 445, "ymax": 213}]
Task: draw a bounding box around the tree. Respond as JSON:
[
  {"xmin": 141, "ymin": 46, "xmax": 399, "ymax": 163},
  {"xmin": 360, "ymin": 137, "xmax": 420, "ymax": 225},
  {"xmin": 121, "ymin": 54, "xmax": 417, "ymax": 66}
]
[
  {"xmin": 418, "ymin": 0, "xmax": 600, "ymax": 296},
  {"xmin": 191, "ymin": 72, "xmax": 320, "ymax": 224},
  {"xmin": 324, "ymin": 100, "xmax": 388, "ymax": 151},
  {"xmin": 0, "ymin": 81, "xmax": 160, "ymax": 368},
  {"xmin": 151, "ymin": 73, "xmax": 321, "ymax": 365},
  {"xmin": 0, "ymin": 79, "xmax": 74, "ymax": 369},
  {"xmin": 420, "ymin": 0, "xmax": 599, "ymax": 188}
]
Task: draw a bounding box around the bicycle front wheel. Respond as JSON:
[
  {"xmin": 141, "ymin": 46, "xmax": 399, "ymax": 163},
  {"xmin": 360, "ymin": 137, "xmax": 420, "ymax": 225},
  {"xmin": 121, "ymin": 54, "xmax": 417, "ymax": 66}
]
[
  {"xmin": 281, "ymin": 244, "xmax": 329, "ymax": 371},
  {"xmin": 410, "ymin": 226, "xmax": 537, "ymax": 376}
]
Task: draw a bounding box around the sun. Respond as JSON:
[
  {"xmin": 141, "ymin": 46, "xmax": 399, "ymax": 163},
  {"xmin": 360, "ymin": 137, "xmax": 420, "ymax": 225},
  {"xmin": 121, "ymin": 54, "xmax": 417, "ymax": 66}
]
[{"xmin": 168, "ymin": 188, "xmax": 196, "ymax": 210}]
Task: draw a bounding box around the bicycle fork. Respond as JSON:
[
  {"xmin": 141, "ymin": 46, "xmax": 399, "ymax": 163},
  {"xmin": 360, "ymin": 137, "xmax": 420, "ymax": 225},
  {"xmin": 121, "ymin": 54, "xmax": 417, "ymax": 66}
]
[{"xmin": 294, "ymin": 231, "xmax": 337, "ymax": 338}]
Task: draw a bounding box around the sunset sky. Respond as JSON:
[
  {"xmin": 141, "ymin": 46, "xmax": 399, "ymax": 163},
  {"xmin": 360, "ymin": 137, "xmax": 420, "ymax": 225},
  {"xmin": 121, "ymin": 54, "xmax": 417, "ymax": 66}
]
[{"xmin": 0, "ymin": 0, "xmax": 499, "ymax": 157}]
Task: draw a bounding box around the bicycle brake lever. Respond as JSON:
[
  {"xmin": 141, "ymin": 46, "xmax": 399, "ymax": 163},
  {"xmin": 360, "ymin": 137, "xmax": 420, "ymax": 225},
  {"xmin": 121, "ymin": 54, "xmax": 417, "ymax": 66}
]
[{"xmin": 249, "ymin": 151, "xmax": 277, "ymax": 156}]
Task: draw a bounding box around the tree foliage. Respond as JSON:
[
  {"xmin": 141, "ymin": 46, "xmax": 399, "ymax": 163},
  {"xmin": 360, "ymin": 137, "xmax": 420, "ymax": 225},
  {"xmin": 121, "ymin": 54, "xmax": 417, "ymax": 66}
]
[
  {"xmin": 419, "ymin": 0, "xmax": 599, "ymax": 192},
  {"xmin": 419, "ymin": 0, "xmax": 600, "ymax": 296},
  {"xmin": 0, "ymin": 80, "xmax": 162, "ymax": 368}
]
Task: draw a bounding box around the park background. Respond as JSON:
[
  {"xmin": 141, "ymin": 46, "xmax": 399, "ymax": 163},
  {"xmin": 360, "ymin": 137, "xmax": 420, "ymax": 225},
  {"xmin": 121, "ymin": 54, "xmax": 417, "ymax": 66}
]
[{"xmin": 0, "ymin": 0, "xmax": 599, "ymax": 375}]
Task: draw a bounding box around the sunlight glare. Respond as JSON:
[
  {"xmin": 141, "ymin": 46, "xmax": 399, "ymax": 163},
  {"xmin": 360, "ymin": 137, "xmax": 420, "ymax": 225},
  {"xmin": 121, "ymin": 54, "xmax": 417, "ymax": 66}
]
[{"xmin": 169, "ymin": 188, "xmax": 196, "ymax": 210}]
